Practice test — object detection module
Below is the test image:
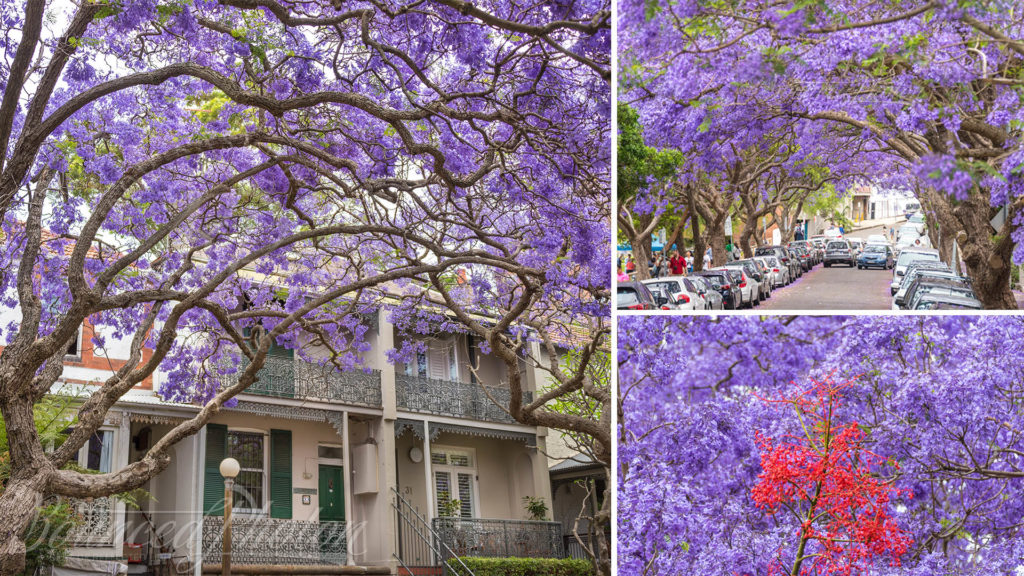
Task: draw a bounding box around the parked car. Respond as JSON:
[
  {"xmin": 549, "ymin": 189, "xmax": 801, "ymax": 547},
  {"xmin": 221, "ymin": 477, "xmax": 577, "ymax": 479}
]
[
  {"xmin": 697, "ymin": 270, "xmax": 741, "ymax": 310},
  {"xmin": 718, "ymin": 265, "xmax": 758, "ymax": 308},
  {"xmin": 823, "ymin": 239, "xmax": 855, "ymax": 267},
  {"xmin": 754, "ymin": 245, "xmax": 799, "ymax": 282},
  {"xmin": 687, "ymin": 275, "xmax": 724, "ymax": 310},
  {"xmin": 733, "ymin": 259, "xmax": 771, "ymax": 301},
  {"xmin": 641, "ymin": 277, "xmax": 702, "ymax": 310},
  {"xmin": 904, "ymin": 277, "xmax": 976, "ymax": 311},
  {"xmin": 891, "ymin": 248, "xmax": 941, "ymax": 295},
  {"xmin": 891, "ymin": 264, "xmax": 955, "ymax": 309},
  {"xmin": 907, "ymin": 212, "xmax": 926, "ymax": 234},
  {"xmin": 911, "ymin": 293, "xmax": 983, "ymax": 310},
  {"xmin": 787, "ymin": 244, "xmax": 813, "ymax": 271},
  {"xmin": 788, "ymin": 240, "xmax": 821, "ymax": 264},
  {"xmin": 617, "ymin": 281, "xmax": 659, "ymax": 310},
  {"xmin": 856, "ymin": 244, "xmax": 894, "ymax": 269},
  {"xmin": 754, "ymin": 255, "xmax": 789, "ymax": 288}
]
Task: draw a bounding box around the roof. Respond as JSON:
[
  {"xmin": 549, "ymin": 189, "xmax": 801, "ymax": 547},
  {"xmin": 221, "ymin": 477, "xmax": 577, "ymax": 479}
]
[{"xmin": 549, "ymin": 452, "xmax": 602, "ymax": 473}]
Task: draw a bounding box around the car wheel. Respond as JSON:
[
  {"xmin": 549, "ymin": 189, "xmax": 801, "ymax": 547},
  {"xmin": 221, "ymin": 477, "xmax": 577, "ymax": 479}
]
[{"xmin": 824, "ymin": 263, "xmax": 830, "ymax": 268}]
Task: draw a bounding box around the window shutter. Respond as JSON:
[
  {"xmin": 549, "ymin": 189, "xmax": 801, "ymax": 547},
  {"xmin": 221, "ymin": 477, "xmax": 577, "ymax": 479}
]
[
  {"xmin": 429, "ymin": 346, "xmax": 447, "ymax": 381},
  {"xmin": 203, "ymin": 424, "xmax": 228, "ymax": 515},
  {"xmin": 457, "ymin": 472, "xmax": 474, "ymax": 518},
  {"xmin": 270, "ymin": 429, "xmax": 293, "ymax": 519}
]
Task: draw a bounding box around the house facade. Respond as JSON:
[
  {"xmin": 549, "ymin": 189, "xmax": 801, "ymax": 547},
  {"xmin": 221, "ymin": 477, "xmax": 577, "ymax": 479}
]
[{"xmin": 26, "ymin": 309, "xmax": 562, "ymax": 576}]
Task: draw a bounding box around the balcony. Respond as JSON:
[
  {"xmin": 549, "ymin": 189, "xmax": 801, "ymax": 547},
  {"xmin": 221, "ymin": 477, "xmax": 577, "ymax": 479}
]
[
  {"xmin": 395, "ymin": 374, "xmax": 533, "ymax": 424},
  {"xmin": 432, "ymin": 518, "xmax": 564, "ymax": 560},
  {"xmin": 231, "ymin": 356, "xmax": 382, "ymax": 408},
  {"xmin": 202, "ymin": 516, "xmax": 347, "ymax": 565}
]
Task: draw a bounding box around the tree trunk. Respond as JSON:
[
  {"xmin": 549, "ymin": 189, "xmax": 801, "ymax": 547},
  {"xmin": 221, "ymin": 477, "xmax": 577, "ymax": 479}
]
[
  {"xmin": 739, "ymin": 220, "xmax": 754, "ymax": 258},
  {"xmin": 710, "ymin": 218, "xmax": 728, "ymax": 267},
  {"xmin": 691, "ymin": 215, "xmax": 707, "ymax": 272},
  {"xmin": 630, "ymin": 239, "xmax": 652, "ymax": 281},
  {"xmin": 955, "ymin": 195, "xmax": 1017, "ymax": 309},
  {"xmin": 0, "ymin": 476, "xmax": 46, "ymax": 576}
]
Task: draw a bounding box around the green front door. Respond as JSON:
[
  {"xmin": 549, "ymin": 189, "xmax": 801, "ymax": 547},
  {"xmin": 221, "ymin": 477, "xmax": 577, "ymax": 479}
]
[
  {"xmin": 319, "ymin": 465, "xmax": 345, "ymax": 521},
  {"xmin": 318, "ymin": 465, "xmax": 346, "ymax": 564}
]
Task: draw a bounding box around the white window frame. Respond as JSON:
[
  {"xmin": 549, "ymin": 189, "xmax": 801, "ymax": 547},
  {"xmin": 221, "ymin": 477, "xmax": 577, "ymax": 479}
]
[
  {"xmin": 430, "ymin": 445, "xmax": 479, "ymax": 519},
  {"xmin": 227, "ymin": 427, "xmax": 269, "ymax": 516},
  {"xmin": 77, "ymin": 428, "xmax": 114, "ymax": 473}
]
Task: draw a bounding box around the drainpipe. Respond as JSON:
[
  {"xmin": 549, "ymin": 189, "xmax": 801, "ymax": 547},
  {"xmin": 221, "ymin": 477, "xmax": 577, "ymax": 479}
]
[
  {"xmin": 422, "ymin": 418, "xmax": 434, "ymax": 562},
  {"xmin": 342, "ymin": 411, "xmax": 354, "ymax": 566}
]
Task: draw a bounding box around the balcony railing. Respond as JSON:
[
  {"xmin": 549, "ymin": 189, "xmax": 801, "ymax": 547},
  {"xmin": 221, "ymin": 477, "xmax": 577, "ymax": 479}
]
[
  {"xmin": 228, "ymin": 356, "xmax": 382, "ymax": 407},
  {"xmin": 395, "ymin": 374, "xmax": 533, "ymax": 424},
  {"xmin": 202, "ymin": 516, "xmax": 347, "ymax": 565},
  {"xmin": 432, "ymin": 518, "xmax": 564, "ymax": 560},
  {"xmin": 66, "ymin": 497, "xmax": 116, "ymax": 546}
]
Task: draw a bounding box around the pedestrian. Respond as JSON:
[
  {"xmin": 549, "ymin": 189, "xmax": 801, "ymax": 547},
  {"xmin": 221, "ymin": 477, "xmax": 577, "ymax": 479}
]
[
  {"xmin": 686, "ymin": 250, "xmax": 694, "ymax": 273},
  {"xmin": 626, "ymin": 255, "xmax": 636, "ymax": 275},
  {"xmin": 890, "ymin": 226, "xmax": 896, "ymax": 240},
  {"xmin": 669, "ymin": 251, "xmax": 686, "ymax": 275},
  {"xmin": 703, "ymin": 248, "xmax": 712, "ymax": 269},
  {"xmin": 617, "ymin": 266, "xmax": 630, "ymax": 282},
  {"xmin": 653, "ymin": 253, "xmax": 664, "ymax": 278}
]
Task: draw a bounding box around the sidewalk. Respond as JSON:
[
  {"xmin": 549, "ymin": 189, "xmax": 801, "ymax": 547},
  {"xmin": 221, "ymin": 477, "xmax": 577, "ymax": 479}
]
[{"xmin": 851, "ymin": 215, "xmax": 906, "ymax": 232}]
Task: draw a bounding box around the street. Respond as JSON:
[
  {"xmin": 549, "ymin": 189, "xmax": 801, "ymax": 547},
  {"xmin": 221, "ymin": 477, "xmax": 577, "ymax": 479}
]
[{"xmin": 759, "ymin": 224, "xmax": 896, "ymax": 311}]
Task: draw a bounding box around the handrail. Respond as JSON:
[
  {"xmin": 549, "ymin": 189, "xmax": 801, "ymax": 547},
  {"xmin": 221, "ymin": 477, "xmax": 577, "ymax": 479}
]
[{"xmin": 391, "ymin": 487, "xmax": 475, "ymax": 576}]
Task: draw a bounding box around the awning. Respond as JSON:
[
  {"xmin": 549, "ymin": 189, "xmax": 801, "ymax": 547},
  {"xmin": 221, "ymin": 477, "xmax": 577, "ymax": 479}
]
[{"xmin": 394, "ymin": 418, "xmax": 535, "ymax": 445}]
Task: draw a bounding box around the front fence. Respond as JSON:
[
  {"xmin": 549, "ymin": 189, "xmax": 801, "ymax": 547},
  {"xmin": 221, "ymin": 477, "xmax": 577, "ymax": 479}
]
[
  {"xmin": 431, "ymin": 518, "xmax": 564, "ymax": 561},
  {"xmin": 202, "ymin": 516, "xmax": 347, "ymax": 565}
]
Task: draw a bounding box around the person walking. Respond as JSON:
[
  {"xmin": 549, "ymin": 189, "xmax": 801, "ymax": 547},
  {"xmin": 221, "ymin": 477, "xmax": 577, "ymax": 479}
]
[
  {"xmin": 685, "ymin": 250, "xmax": 694, "ymax": 273},
  {"xmin": 652, "ymin": 254, "xmax": 664, "ymax": 278},
  {"xmin": 625, "ymin": 255, "xmax": 636, "ymax": 276}
]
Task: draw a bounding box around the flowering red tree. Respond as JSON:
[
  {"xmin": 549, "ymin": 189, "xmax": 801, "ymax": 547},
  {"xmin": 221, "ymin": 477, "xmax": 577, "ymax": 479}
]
[{"xmin": 752, "ymin": 376, "xmax": 912, "ymax": 576}]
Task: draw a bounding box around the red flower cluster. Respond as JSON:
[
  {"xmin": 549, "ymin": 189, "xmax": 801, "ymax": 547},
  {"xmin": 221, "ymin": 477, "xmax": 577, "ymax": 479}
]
[{"xmin": 751, "ymin": 376, "xmax": 912, "ymax": 575}]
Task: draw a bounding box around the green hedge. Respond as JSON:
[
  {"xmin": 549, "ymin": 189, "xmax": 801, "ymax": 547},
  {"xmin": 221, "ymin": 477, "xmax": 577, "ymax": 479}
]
[{"xmin": 445, "ymin": 557, "xmax": 593, "ymax": 576}]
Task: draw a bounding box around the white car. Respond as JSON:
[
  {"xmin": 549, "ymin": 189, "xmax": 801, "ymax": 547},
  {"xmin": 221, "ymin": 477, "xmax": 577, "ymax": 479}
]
[
  {"xmin": 754, "ymin": 255, "xmax": 789, "ymax": 288},
  {"xmin": 866, "ymin": 234, "xmax": 889, "ymax": 245},
  {"xmin": 641, "ymin": 277, "xmax": 703, "ymax": 310},
  {"xmin": 890, "ymin": 248, "xmax": 941, "ymax": 295},
  {"xmin": 722, "ymin": 264, "xmax": 761, "ymax": 307}
]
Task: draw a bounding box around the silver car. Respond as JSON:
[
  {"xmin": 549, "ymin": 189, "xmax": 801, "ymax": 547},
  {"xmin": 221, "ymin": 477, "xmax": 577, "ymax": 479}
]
[{"xmin": 754, "ymin": 255, "xmax": 789, "ymax": 288}]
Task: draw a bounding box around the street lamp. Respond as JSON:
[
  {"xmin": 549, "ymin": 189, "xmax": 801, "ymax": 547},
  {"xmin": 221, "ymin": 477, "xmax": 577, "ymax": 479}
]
[{"xmin": 219, "ymin": 458, "xmax": 240, "ymax": 576}]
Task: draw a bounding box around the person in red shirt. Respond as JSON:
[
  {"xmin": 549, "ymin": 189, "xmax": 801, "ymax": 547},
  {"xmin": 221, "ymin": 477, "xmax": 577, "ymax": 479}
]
[{"xmin": 669, "ymin": 251, "xmax": 686, "ymax": 275}]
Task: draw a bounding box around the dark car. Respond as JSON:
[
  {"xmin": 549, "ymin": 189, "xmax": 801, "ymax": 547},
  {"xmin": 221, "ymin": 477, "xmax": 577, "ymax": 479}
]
[
  {"xmin": 823, "ymin": 240, "xmax": 855, "ymax": 267},
  {"xmin": 856, "ymin": 244, "xmax": 894, "ymax": 269},
  {"xmin": 905, "ymin": 278, "xmax": 976, "ymax": 311},
  {"xmin": 789, "ymin": 240, "xmax": 821, "ymax": 264},
  {"xmin": 754, "ymin": 245, "xmax": 800, "ymax": 282},
  {"xmin": 698, "ymin": 270, "xmax": 740, "ymax": 310},
  {"xmin": 912, "ymin": 293, "xmax": 983, "ymax": 310},
  {"xmin": 617, "ymin": 281, "xmax": 659, "ymax": 310},
  {"xmin": 787, "ymin": 244, "xmax": 813, "ymax": 271}
]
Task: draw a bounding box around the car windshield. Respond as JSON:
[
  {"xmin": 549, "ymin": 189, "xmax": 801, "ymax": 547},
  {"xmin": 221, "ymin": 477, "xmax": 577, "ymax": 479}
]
[
  {"xmin": 616, "ymin": 288, "xmax": 641, "ymax": 307},
  {"xmin": 897, "ymin": 251, "xmax": 939, "ymax": 267},
  {"xmin": 701, "ymin": 275, "xmax": 722, "ymax": 287},
  {"xmin": 827, "ymin": 241, "xmax": 847, "ymax": 250},
  {"xmin": 910, "ymin": 213, "xmax": 925, "ymax": 223},
  {"xmin": 864, "ymin": 245, "xmax": 886, "ymax": 253}
]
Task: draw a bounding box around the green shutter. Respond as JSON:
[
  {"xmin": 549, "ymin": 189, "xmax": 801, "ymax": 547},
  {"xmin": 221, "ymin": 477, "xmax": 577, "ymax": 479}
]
[
  {"xmin": 203, "ymin": 424, "xmax": 228, "ymax": 516},
  {"xmin": 270, "ymin": 429, "xmax": 293, "ymax": 519}
]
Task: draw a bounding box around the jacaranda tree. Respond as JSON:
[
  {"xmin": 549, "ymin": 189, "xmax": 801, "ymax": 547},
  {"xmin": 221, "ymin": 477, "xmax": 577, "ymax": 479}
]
[
  {"xmin": 619, "ymin": 316, "xmax": 1024, "ymax": 575},
  {"xmin": 0, "ymin": 1, "xmax": 610, "ymax": 573},
  {"xmin": 619, "ymin": 0, "xmax": 1024, "ymax": 308}
]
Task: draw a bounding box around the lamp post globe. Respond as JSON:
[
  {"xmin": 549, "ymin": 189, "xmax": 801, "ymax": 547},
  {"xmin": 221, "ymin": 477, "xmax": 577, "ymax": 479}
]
[
  {"xmin": 219, "ymin": 457, "xmax": 239, "ymax": 576},
  {"xmin": 219, "ymin": 457, "xmax": 240, "ymax": 479}
]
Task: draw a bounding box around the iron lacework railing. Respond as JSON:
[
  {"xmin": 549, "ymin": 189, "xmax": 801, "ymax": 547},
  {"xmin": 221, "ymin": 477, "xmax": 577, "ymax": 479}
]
[
  {"xmin": 202, "ymin": 516, "xmax": 347, "ymax": 565},
  {"xmin": 432, "ymin": 518, "xmax": 564, "ymax": 561},
  {"xmin": 231, "ymin": 356, "xmax": 382, "ymax": 407},
  {"xmin": 395, "ymin": 374, "xmax": 533, "ymax": 424}
]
